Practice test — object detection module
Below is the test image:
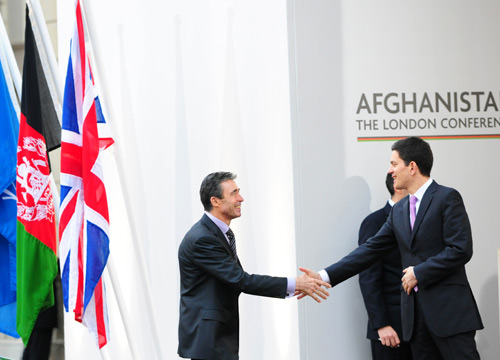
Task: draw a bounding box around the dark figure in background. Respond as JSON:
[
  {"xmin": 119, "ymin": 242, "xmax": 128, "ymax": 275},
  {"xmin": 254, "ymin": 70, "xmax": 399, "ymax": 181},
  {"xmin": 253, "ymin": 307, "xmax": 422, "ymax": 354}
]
[
  {"xmin": 22, "ymin": 283, "xmax": 57, "ymax": 360},
  {"xmin": 358, "ymin": 173, "xmax": 412, "ymax": 359}
]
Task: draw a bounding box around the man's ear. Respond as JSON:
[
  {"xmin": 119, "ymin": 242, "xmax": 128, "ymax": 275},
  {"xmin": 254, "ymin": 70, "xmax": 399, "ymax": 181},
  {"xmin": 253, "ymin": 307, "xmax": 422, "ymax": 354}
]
[
  {"xmin": 210, "ymin": 196, "xmax": 220, "ymax": 209},
  {"xmin": 409, "ymin": 161, "xmax": 419, "ymax": 175}
]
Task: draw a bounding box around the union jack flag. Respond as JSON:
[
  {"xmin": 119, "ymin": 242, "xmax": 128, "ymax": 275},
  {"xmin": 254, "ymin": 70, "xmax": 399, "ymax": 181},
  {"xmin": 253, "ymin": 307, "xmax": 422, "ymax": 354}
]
[{"xmin": 59, "ymin": 0, "xmax": 114, "ymax": 348}]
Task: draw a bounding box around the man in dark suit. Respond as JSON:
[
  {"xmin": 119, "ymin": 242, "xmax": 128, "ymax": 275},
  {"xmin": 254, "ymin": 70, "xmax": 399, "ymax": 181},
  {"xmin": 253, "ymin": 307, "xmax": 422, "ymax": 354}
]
[
  {"xmin": 178, "ymin": 172, "xmax": 330, "ymax": 360},
  {"xmin": 358, "ymin": 173, "xmax": 412, "ymax": 359},
  {"xmin": 301, "ymin": 137, "xmax": 483, "ymax": 360}
]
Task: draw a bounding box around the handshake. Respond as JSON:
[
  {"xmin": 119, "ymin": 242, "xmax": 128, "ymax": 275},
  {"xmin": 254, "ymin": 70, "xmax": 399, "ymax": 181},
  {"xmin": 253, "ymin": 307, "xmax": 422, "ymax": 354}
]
[{"xmin": 294, "ymin": 267, "xmax": 331, "ymax": 303}]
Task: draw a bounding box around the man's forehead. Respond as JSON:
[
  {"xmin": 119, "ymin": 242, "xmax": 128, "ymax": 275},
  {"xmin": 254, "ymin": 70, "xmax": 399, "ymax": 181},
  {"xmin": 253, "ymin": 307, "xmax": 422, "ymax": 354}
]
[
  {"xmin": 221, "ymin": 179, "xmax": 238, "ymax": 191},
  {"xmin": 391, "ymin": 150, "xmax": 401, "ymax": 161}
]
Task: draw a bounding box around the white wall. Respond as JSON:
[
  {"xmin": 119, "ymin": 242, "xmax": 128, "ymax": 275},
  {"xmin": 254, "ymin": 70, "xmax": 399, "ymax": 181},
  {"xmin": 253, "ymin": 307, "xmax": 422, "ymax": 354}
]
[
  {"xmin": 289, "ymin": 0, "xmax": 500, "ymax": 359},
  {"xmin": 58, "ymin": 0, "xmax": 299, "ymax": 359},
  {"xmin": 55, "ymin": 0, "xmax": 500, "ymax": 359}
]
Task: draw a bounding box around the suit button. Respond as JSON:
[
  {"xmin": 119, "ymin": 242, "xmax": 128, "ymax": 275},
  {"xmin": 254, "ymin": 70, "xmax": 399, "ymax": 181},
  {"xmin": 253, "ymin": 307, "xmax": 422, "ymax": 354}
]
[{"xmin": 412, "ymin": 252, "xmax": 417, "ymax": 256}]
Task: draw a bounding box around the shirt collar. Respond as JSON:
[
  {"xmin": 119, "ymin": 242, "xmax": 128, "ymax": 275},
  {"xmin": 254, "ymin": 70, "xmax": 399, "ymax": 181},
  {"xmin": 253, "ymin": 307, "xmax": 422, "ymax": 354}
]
[
  {"xmin": 205, "ymin": 211, "xmax": 230, "ymax": 235},
  {"xmin": 412, "ymin": 178, "xmax": 433, "ymax": 201}
]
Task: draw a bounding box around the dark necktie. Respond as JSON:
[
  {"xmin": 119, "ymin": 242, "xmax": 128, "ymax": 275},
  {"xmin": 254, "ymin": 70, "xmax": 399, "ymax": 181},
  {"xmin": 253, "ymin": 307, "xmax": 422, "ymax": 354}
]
[{"xmin": 226, "ymin": 228, "xmax": 237, "ymax": 259}]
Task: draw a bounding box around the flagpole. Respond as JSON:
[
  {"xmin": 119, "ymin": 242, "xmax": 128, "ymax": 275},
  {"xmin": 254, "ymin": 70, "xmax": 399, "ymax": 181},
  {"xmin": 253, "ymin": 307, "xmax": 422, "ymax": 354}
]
[
  {"xmin": 27, "ymin": 0, "xmax": 63, "ymax": 107},
  {"xmin": 77, "ymin": 3, "xmax": 164, "ymax": 359},
  {"xmin": 105, "ymin": 256, "xmax": 141, "ymax": 359},
  {"xmin": 101, "ymin": 137, "xmax": 164, "ymax": 360},
  {"xmin": 99, "ymin": 345, "xmax": 112, "ymax": 360},
  {"xmin": 0, "ymin": 12, "xmax": 21, "ymax": 116}
]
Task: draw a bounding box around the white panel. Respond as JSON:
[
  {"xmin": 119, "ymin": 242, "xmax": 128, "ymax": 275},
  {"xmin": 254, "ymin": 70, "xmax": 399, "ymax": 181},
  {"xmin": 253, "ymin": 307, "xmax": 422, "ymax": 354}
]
[
  {"xmin": 289, "ymin": 0, "xmax": 500, "ymax": 359},
  {"xmin": 58, "ymin": 0, "xmax": 298, "ymax": 359}
]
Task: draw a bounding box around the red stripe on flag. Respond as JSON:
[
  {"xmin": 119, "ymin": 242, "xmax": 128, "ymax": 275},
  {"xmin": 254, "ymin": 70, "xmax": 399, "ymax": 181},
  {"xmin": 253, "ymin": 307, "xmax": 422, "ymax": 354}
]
[
  {"xmin": 82, "ymin": 102, "xmax": 110, "ymax": 221},
  {"xmin": 85, "ymin": 174, "xmax": 110, "ymax": 222},
  {"xmin": 74, "ymin": 219, "xmax": 84, "ymax": 323},
  {"xmin": 60, "ymin": 142, "xmax": 83, "ymax": 178},
  {"xmin": 95, "ymin": 278, "xmax": 107, "ymax": 348},
  {"xmin": 82, "ymin": 104, "xmax": 99, "ymax": 179},
  {"xmin": 76, "ymin": 1, "xmax": 86, "ymax": 96},
  {"xmin": 59, "ymin": 190, "xmax": 79, "ymax": 236},
  {"xmin": 17, "ymin": 114, "xmax": 57, "ymax": 253}
]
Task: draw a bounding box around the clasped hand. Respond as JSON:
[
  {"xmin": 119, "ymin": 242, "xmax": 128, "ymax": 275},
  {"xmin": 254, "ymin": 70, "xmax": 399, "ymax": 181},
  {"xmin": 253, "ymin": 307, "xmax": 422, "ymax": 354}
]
[
  {"xmin": 294, "ymin": 267, "xmax": 331, "ymax": 303},
  {"xmin": 401, "ymin": 266, "xmax": 418, "ymax": 295}
]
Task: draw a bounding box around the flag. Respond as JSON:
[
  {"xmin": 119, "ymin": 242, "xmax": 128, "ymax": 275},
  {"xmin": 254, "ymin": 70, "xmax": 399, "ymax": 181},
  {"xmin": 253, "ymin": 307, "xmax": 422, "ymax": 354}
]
[
  {"xmin": 0, "ymin": 59, "xmax": 18, "ymax": 192},
  {"xmin": 59, "ymin": 0, "xmax": 114, "ymax": 348},
  {"xmin": 16, "ymin": 6, "xmax": 61, "ymax": 344},
  {"xmin": 0, "ymin": 56, "xmax": 19, "ymax": 338}
]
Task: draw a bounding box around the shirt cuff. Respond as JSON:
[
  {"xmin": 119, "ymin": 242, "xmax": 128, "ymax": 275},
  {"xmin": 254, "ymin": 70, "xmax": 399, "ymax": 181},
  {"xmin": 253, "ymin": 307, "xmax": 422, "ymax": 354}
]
[
  {"xmin": 413, "ymin": 269, "xmax": 419, "ymax": 292},
  {"xmin": 318, "ymin": 270, "xmax": 331, "ymax": 284},
  {"xmin": 286, "ymin": 277, "xmax": 296, "ymax": 297}
]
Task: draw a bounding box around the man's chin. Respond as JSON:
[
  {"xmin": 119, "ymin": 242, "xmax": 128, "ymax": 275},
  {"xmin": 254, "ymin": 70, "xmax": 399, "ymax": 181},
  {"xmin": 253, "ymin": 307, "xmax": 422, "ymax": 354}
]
[{"xmin": 394, "ymin": 184, "xmax": 407, "ymax": 191}]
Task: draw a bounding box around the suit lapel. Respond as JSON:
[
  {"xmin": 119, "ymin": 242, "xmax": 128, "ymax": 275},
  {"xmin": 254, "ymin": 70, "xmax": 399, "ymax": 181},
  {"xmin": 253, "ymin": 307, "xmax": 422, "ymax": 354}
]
[
  {"xmin": 383, "ymin": 201, "xmax": 392, "ymax": 217},
  {"xmin": 201, "ymin": 214, "xmax": 233, "ymax": 255},
  {"xmin": 201, "ymin": 214, "xmax": 240, "ymax": 264},
  {"xmin": 400, "ymin": 195, "xmax": 412, "ymax": 238},
  {"xmin": 410, "ymin": 181, "xmax": 438, "ymax": 244}
]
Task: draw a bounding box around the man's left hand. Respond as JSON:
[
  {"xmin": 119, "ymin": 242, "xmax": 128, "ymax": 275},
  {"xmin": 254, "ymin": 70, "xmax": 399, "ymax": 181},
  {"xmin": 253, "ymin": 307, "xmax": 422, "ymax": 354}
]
[{"xmin": 401, "ymin": 266, "xmax": 418, "ymax": 295}]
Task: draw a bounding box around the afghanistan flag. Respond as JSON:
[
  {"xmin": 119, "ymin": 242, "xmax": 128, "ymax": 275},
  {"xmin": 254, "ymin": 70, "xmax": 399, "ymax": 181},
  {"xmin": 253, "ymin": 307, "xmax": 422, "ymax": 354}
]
[{"xmin": 16, "ymin": 5, "xmax": 61, "ymax": 345}]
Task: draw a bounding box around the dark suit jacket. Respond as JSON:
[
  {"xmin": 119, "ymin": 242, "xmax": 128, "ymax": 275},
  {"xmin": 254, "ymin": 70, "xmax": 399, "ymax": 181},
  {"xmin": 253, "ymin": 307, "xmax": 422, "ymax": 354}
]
[
  {"xmin": 178, "ymin": 214, "xmax": 287, "ymax": 360},
  {"xmin": 358, "ymin": 201, "xmax": 404, "ymax": 341},
  {"xmin": 326, "ymin": 181, "xmax": 483, "ymax": 341}
]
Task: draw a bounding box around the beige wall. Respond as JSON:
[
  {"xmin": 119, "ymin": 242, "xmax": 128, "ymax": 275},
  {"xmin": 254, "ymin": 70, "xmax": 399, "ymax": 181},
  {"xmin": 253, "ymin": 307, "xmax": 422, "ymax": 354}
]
[{"xmin": 1, "ymin": 0, "xmax": 58, "ymax": 70}]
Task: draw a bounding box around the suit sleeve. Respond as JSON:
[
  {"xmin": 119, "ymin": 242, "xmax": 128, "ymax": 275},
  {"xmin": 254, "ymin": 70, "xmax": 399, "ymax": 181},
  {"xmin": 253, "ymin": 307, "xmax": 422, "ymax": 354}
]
[
  {"xmin": 358, "ymin": 215, "xmax": 391, "ymax": 331},
  {"xmin": 414, "ymin": 189, "xmax": 473, "ymax": 288},
  {"xmin": 325, "ymin": 214, "xmax": 397, "ymax": 287},
  {"xmin": 193, "ymin": 234, "xmax": 287, "ymax": 298}
]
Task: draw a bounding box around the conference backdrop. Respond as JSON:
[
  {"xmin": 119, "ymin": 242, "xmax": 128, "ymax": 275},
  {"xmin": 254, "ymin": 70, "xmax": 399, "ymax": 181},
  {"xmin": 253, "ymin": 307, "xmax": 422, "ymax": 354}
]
[
  {"xmin": 290, "ymin": 1, "xmax": 500, "ymax": 359},
  {"xmin": 57, "ymin": 0, "xmax": 499, "ymax": 359}
]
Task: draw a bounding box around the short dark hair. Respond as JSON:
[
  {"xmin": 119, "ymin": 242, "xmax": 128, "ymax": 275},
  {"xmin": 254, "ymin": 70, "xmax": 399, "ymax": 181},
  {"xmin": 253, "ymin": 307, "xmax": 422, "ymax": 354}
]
[
  {"xmin": 200, "ymin": 172, "xmax": 237, "ymax": 211},
  {"xmin": 385, "ymin": 172, "xmax": 395, "ymax": 197},
  {"xmin": 391, "ymin": 136, "xmax": 433, "ymax": 177}
]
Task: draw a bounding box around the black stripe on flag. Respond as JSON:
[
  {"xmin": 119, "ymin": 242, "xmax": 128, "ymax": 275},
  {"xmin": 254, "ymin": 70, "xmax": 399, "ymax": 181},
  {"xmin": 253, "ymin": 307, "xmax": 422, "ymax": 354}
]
[{"xmin": 21, "ymin": 6, "xmax": 61, "ymax": 152}]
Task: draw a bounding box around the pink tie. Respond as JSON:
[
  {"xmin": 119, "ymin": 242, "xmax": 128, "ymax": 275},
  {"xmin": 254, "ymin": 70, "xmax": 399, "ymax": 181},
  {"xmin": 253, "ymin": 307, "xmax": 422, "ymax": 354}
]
[
  {"xmin": 409, "ymin": 195, "xmax": 419, "ymax": 292},
  {"xmin": 410, "ymin": 195, "xmax": 418, "ymax": 229}
]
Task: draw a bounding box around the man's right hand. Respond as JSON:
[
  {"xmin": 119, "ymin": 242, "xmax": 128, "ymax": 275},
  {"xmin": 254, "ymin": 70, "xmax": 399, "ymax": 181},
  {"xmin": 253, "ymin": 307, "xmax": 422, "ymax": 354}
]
[
  {"xmin": 299, "ymin": 267, "xmax": 321, "ymax": 280},
  {"xmin": 378, "ymin": 325, "xmax": 400, "ymax": 348},
  {"xmin": 294, "ymin": 272, "xmax": 330, "ymax": 303},
  {"xmin": 294, "ymin": 267, "xmax": 330, "ymax": 302}
]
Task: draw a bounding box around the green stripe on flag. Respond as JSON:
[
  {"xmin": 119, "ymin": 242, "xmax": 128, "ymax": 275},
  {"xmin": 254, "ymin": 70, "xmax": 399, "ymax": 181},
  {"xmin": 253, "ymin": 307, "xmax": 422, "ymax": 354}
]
[{"xmin": 16, "ymin": 221, "xmax": 57, "ymax": 345}]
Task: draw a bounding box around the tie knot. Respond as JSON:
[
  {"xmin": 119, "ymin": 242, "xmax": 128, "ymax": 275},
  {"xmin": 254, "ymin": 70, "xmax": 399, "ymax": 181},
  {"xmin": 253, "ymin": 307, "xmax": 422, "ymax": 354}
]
[
  {"xmin": 226, "ymin": 228, "xmax": 235, "ymax": 240},
  {"xmin": 410, "ymin": 195, "xmax": 418, "ymax": 206}
]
